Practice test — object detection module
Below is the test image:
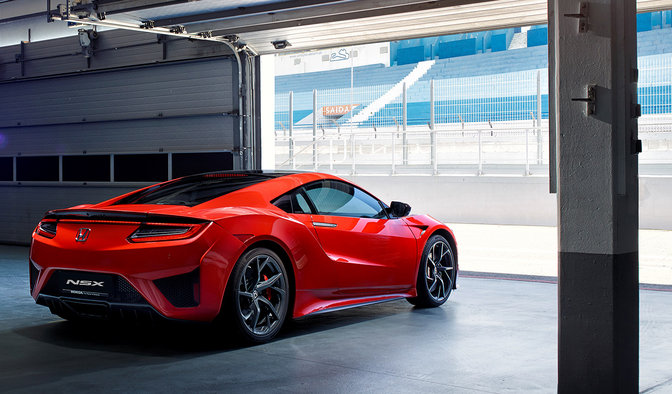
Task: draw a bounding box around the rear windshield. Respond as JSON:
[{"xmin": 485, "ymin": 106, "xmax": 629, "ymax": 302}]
[{"xmin": 113, "ymin": 172, "xmax": 286, "ymax": 207}]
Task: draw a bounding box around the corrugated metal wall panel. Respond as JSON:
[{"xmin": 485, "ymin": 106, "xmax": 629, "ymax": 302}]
[
  {"xmin": 23, "ymin": 37, "xmax": 82, "ymax": 59},
  {"xmin": 90, "ymin": 30, "xmax": 164, "ymax": 68},
  {"xmin": 91, "ymin": 43, "xmax": 164, "ymax": 69},
  {"xmin": 0, "ymin": 45, "xmax": 22, "ymax": 80},
  {"xmin": 0, "ymin": 30, "xmax": 236, "ymax": 80},
  {"xmin": 0, "ymin": 58, "xmax": 234, "ymax": 127},
  {"xmin": 0, "ymin": 43, "xmax": 239, "ymax": 244},
  {"xmin": 94, "ymin": 29, "xmax": 159, "ymax": 47},
  {"xmin": 0, "ymin": 185, "xmax": 139, "ymax": 245},
  {"xmin": 0, "ymin": 63, "xmax": 20, "ymax": 80},
  {"xmin": 0, "ymin": 46, "xmax": 15, "ymax": 61},
  {"xmin": 166, "ymin": 39, "xmax": 236, "ymax": 60},
  {"xmin": 0, "ymin": 116, "xmax": 235, "ymax": 155},
  {"xmin": 24, "ymin": 56, "xmax": 87, "ymax": 78}
]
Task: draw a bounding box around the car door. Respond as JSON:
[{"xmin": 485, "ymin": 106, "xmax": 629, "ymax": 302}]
[{"xmin": 303, "ymin": 180, "xmax": 417, "ymax": 296}]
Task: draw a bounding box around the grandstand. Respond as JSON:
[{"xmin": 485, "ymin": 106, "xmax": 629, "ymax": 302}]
[
  {"xmin": 274, "ymin": 11, "xmax": 672, "ymax": 174},
  {"xmin": 276, "ymin": 10, "xmax": 671, "ymax": 129}
]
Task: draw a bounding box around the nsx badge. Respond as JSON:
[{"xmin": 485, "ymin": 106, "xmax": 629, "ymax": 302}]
[
  {"xmin": 75, "ymin": 228, "xmax": 91, "ymax": 242},
  {"xmin": 66, "ymin": 279, "xmax": 104, "ymax": 287}
]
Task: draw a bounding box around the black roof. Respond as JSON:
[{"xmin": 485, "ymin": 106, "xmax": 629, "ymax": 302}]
[{"xmin": 112, "ymin": 170, "xmax": 302, "ymax": 207}]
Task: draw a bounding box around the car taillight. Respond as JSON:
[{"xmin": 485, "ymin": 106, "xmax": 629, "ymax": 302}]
[
  {"xmin": 128, "ymin": 223, "xmax": 205, "ymax": 243},
  {"xmin": 36, "ymin": 221, "xmax": 58, "ymax": 239}
]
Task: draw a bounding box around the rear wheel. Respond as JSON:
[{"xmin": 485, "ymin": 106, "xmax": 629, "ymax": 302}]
[
  {"xmin": 226, "ymin": 247, "xmax": 290, "ymax": 343},
  {"xmin": 407, "ymin": 235, "xmax": 456, "ymax": 308}
]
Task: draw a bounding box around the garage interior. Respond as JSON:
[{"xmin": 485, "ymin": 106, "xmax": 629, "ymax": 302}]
[{"xmin": 1, "ymin": 0, "xmax": 672, "ymax": 392}]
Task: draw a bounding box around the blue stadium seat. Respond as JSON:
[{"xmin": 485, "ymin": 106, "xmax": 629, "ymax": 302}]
[{"xmin": 276, "ymin": 13, "xmax": 672, "ymax": 128}]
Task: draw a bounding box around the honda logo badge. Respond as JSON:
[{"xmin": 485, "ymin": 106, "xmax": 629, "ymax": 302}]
[{"xmin": 75, "ymin": 228, "xmax": 91, "ymax": 242}]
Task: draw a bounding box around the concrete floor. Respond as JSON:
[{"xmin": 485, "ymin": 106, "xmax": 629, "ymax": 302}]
[
  {"xmin": 1, "ymin": 245, "xmax": 671, "ymax": 393},
  {"xmin": 450, "ymin": 223, "xmax": 672, "ymax": 285}
]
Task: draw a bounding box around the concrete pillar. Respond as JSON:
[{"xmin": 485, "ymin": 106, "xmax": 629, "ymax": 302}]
[{"xmin": 551, "ymin": 0, "xmax": 639, "ymax": 392}]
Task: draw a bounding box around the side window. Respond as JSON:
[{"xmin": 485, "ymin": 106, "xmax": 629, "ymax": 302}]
[
  {"xmin": 272, "ymin": 190, "xmax": 312, "ymax": 214},
  {"xmin": 273, "ymin": 194, "xmax": 293, "ymax": 213},
  {"xmin": 304, "ymin": 180, "xmax": 386, "ymax": 219},
  {"xmin": 295, "ymin": 193, "xmax": 311, "ymax": 213}
]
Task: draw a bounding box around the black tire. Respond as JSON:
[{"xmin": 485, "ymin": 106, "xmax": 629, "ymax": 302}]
[
  {"xmin": 407, "ymin": 234, "xmax": 456, "ymax": 308},
  {"xmin": 224, "ymin": 247, "xmax": 290, "ymax": 343}
]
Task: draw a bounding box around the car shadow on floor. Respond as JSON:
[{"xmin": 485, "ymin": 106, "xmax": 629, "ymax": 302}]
[
  {"xmin": 3, "ymin": 302, "xmax": 458, "ymax": 392},
  {"xmin": 11, "ymin": 299, "xmax": 449, "ymax": 358}
]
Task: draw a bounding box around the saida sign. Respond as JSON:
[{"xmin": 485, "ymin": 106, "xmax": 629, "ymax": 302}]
[{"xmin": 322, "ymin": 104, "xmax": 360, "ymax": 116}]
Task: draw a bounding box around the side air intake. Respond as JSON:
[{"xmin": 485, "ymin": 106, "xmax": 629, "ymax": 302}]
[{"xmin": 153, "ymin": 268, "xmax": 200, "ymax": 308}]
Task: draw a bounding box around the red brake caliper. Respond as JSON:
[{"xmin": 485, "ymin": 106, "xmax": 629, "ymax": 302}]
[{"xmin": 263, "ymin": 275, "xmax": 272, "ymax": 300}]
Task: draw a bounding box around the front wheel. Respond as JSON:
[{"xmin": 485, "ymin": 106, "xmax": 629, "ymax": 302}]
[
  {"xmin": 407, "ymin": 235, "xmax": 456, "ymax": 308},
  {"xmin": 226, "ymin": 247, "xmax": 290, "ymax": 343}
]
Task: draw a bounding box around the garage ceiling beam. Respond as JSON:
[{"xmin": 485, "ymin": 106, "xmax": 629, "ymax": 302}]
[
  {"xmin": 180, "ymin": 0, "xmax": 494, "ymax": 34},
  {"xmin": 47, "ymin": 9, "xmax": 249, "ymax": 53},
  {"xmin": 135, "ymin": 0, "xmax": 672, "ymax": 54},
  {"xmin": 152, "ymin": 0, "xmax": 355, "ymax": 27},
  {"xmin": 230, "ymin": 0, "xmax": 547, "ymax": 54},
  {"xmin": 94, "ymin": 0, "xmax": 185, "ymax": 8},
  {"xmin": 211, "ymin": 1, "xmax": 545, "ymax": 38},
  {"xmin": 73, "ymin": 0, "xmax": 191, "ymax": 15},
  {"xmin": 2, "ymin": 0, "xmax": 671, "ymax": 25}
]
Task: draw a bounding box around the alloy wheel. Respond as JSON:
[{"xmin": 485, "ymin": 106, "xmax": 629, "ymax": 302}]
[
  {"xmin": 236, "ymin": 254, "xmax": 288, "ymax": 336},
  {"xmin": 424, "ymin": 240, "xmax": 455, "ymax": 303}
]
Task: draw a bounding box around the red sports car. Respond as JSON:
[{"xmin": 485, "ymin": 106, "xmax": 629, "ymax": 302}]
[{"xmin": 30, "ymin": 171, "xmax": 458, "ymax": 342}]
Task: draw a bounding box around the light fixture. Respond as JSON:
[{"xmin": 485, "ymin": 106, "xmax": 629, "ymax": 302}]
[{"xmin": 272, "ymin": 40, "xmax": 291, "ymax": 50}]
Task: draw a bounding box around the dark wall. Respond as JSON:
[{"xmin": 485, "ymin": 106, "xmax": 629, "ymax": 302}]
[{"xmin": 0, "ymin": 30, "xmax": 239, "ymax": 244}]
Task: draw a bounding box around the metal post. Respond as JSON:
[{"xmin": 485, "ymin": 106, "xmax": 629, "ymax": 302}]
[
  {"xmin": 329, "ymin": 139, "xmax": 334, "ymax": 171},
  {"xmin": 351, "ymin": 133, "xmax": 356, "ymax": 174},
  {"xmin": 536, "ymin": 70, "xmax": 543, "ymax": 164},
  {"xmin": 167, "ymin": 153, "xmax": 172, "ymax": 179},
  {"xmin": 431, "ymin": 79, "xmax": 437, "ymax": 174},
  {"xmin": 350, "ymin": 47, "xmax": 355, "ymax": 130},
  {"xmin": 525, "ymin": 128, "xmax": 530, "ymax": 175},
  {"xmin": 392, "ymin": 132, "xmax": 396, "ymax": 175},
  {"xmin": 430, "ymin": 79, "xmax": 435, "ymax": 130},
  {"xmin": 289, "ymin": 91, "xmax": 294, "ymax": 168},
  {"xmin": 402, "ymin": 82, "xmax": 408, "ymax": 165},
  {"xmin": 110, "ymin": 154, "xmax": 115, "ymax": 182},
  {"xmin": 432, "ymin": 130, "xmax": 438, "ymax": 175},
  {"xmin": 312, "ymin": 89, "xmax": 317, "ymax": 170},
  {"xmin": 477, "ymin": 129, "xmax": 483, "ymax": 175}
]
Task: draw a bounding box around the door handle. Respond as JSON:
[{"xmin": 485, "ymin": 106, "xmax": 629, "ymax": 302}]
[{"xmin": 312, "ymin": 221, "xmax": 337, "ymax": 228}]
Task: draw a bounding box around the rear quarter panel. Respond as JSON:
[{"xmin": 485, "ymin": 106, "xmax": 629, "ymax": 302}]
[{"xmin": 214, "ymin": 209, "xmax": 339, "ymax": 318}]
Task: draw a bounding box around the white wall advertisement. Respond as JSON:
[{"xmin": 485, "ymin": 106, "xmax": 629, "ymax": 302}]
[{"xmin": 274, "ymin": 42, "xmax": 390, "ymax": 76}]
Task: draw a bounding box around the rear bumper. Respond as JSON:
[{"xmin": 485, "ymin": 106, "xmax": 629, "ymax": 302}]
[
  {"xmin": 30, "ymin": 221, "xmax": 247, "ymax": 322},
  {"xmin": 37, "ymin": 294, "xmax": 166, "ymax": 322},
  {"xmin": 36, "ymin": 269, "xmax": 167, "ymax": 322}
]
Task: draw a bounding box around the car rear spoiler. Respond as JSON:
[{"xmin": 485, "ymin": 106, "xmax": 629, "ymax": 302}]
[{"xmin": 43, "ymin": 209, "xmax": 208, "ymax": 224}]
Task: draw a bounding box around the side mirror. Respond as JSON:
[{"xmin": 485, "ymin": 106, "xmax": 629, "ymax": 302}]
[{"xmin": 389, "ymin": 201, "xmax": 411, "ymax": 218}]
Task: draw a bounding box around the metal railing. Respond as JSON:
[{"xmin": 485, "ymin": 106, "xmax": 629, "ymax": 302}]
[
  {"xmin": 276, "ymin": 117, "xmax": 672, "ymax": 176},
  {"xmin": 275, "ymin": 122, "xmax": 549, "ymax": 176}
]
